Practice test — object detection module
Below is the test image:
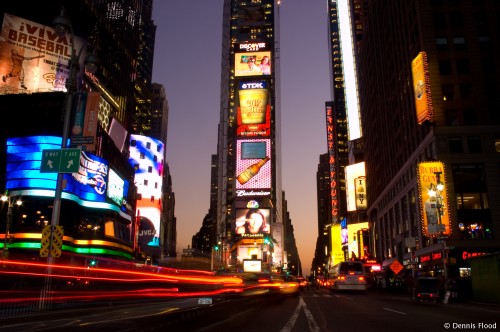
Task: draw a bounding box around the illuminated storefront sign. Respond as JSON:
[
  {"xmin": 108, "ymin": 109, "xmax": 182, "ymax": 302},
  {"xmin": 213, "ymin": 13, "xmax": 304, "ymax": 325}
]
[
  {"xmin": 417, "ymin": 161, "xmax": 451, "ymax": 238},
  {"xmin": 235, "ymin": 139, "xmax": 271, "ymax": 190},
  {"xmin": 325, "ymin": 104, "xmax": 339, "ymax": 224},
  {"xmin": 234, "ymin": 42, "xmax": 271, "ymax": 77},
  {"xmin": 411, "ymin": 52, "xmax": 433, "ymax": 124},
  {"xmin": 237, "ymin": 81, "xmax": 271, "ymax": 137},
  {"xmin": 0, "ymin": 13, "xmax": 86, "ymax": 94}
]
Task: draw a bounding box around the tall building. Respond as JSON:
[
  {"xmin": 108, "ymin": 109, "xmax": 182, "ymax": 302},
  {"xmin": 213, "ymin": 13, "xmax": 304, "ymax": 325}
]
[
  {"xmin": 354, "ymin": 0, "xmax": 500, "ymax": 283},
  {"xmin": 0, "ymin": 0, "xmax": 167, "ymax": 264},
  {"xmin": 216, "ymin": 0, "xmax": 284, "ymax": 271}
]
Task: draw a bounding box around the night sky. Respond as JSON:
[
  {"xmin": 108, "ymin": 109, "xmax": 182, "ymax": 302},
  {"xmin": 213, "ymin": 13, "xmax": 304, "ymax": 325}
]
[{"xmin": 151, "ymin": 0, "xmax": 331, "ymax": 274}]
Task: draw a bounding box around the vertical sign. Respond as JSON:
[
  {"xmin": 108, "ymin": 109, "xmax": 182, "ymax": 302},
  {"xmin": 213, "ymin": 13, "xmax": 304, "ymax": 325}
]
[
  {"xmin": 326, "ymin": 103, "xmax": 339, "ymax": 224},
  {"xmin": 412, "ymin": 52, "xmax": 433, "ymax": 124},
  {"xmin": 417, "ymin": 161, "xmax": 451, "ymax": 237},
  {"xmin": 354, "ymin": 176, "xmax": 367, "ymax": 210}
]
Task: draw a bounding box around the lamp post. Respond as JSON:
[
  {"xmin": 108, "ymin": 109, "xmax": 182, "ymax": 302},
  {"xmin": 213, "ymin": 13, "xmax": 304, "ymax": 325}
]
[
  {"xmin": 1, "ymin": 191, "xmax": 22, "ymax": 259},
  {"xmin": 428, "ymin": 171, "xmax": 448, "ymax": 296},
  {"xmin": 48, "ymin": 7, "xmax": 99, "ymax": 262},
  {"xmin": 38, "ymin": 7, "xmax": 99, "ymax": 311}
]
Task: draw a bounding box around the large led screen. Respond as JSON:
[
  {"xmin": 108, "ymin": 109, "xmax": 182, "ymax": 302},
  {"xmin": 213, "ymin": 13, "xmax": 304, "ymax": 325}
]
[
  {"xmin": 234, "ymin": 42, "xmax": 271, "ymax": 77},
  {"xmin": 0, "ymin": 13, "xmax": 86, "ymax": 94},
  {"xmin": 235, "ymin": 139, "xmax": 271, "ymax": 190},
  {"xmin": 107, "ymin": 168, "xmax": 130, "ymax": 212},
  {"xmin": 4, "ymin": 136, "xmax": 131, "ymax": 220},
  {"xmin": 235, "ymin": 208, "xmax": 271, "ymax": 236},
  {"xmin": 128, "ymin": 135, "xmax": 164, "ymax": 247},
  {"xmin": 237, "ymin": 81, "xmax": 271, "ymax": 137}
]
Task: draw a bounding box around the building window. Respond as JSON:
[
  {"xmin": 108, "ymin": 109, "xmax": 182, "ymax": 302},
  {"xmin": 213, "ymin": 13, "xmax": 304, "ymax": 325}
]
[
  {"xmin": 452, "ymin": 164, "xmax": 492, "ymax": 240},
  {"xmin": 439, "ymin": 60, "xmax": 452, "ymax": 75},
  {"xmin": 436, "ymin": 37, "xmax": 449, "ymax": 50},
  {"xmin": 467, "ymin": 136, "xmax": 482, "ymax": 153},
  {"xmin": 449, "ymin": 137, "xmax": 463, "ymax": 153},
  {"xmin": 445, "ymin": 109, "xmax": 460, "ymax": 126},
  {"xmin": 457, "ymin": 59, "xmax": 470, "ymax": 74},
  {"xmin": 463, "ymin": 108, "xmax": 477, "ymax": 125},
  {"xmin": 452, "ymin": 37, "xmax": 466, "ymax": 50},
  {"xmin": 459, "ymin": 84, "xmax": 471, "ymax": 99}
]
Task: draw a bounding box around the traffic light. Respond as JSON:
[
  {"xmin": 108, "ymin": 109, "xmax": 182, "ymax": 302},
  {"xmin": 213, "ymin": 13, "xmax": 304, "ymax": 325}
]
[
  {"xmin": 214, "ymin": 245, "xmax": 219, "ymax": 251},
  {"xmin": 88, "ymin": 259, "xmax": 97, "ymax": 267}
]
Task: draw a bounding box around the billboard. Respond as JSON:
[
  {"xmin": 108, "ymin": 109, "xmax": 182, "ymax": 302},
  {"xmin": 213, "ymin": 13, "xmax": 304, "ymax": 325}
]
[
  {"xmin": 347, "ymin": 222, "xmax": 369, "ymax": 260},
  {"xmin": 107, "ymin": 168, "xmax": 130, "ymax": 212},
  {"xmin": 69, "ymin": 92, "xmax": 100, "ymax": 153},
  {"xmin": 235, "ymin": 208, "xmax": 271, "ymax": 236},
  {"xmin": 345, "ymin": 162, "xmax": 366, "ymax": 211},
  {"xmin": 234, "ymin": 42, "xmax": 271, "ymax": 77},
  {"xmin": 128, "ymin": 135, "xmax": 164, "ymax": 247},
  {"xmin": 4, "ymin": 136, "xmax": 131, "ymax": 219},
  {"xmin": 0, "ymin": 13, "xmax": 86, "ymax": 94},
  {"xmin": 417, "ymin": 161, "xmax": 451, "ymax": 237},
  {"xmin": 237, "ymin": 81, "xmax": 271, "ymax": 137},
  {"xmin": 411, "ymin": 52, "xmax": 433, "ymax": 124},
  {"xmin": 236, "ymin": 139, "xmax": 271, "ymax": 190},
  {"xmin": 330, "ymin": 223, "xmax": 345, "ymax": 266}
]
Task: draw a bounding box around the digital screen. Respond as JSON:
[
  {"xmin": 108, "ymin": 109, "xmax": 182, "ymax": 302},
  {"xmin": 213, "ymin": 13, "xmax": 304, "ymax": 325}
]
[
  {"xmin": 236, "ymin": 139, "xmax": 271, "ymax": 189},
  {"xmin": 241, "ymin": 142, "xmax": 266, "ymax": 159},
  {"xmin": 235, "ymin": 208, "xmax": 271, "ymax": 235},
  {"xmin": 107, "ymin": 168, "xmax": 129, "ymax": 211}
]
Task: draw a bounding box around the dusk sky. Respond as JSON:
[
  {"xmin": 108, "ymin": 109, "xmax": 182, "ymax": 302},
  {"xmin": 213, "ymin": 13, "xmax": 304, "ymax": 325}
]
[{"xmin": 151, "ymin": 1, "xmax": 332, "ymax": 274}]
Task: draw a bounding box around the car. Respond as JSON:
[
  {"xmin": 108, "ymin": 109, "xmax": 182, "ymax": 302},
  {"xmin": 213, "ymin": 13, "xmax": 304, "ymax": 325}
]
[
  {"xmin": 329, "ymin": 261, "xmax": 368, "ymax": 291},
  {"xmin": 278, "ymin": 274, "xmax": 300, "ymax": 297},
  {"xmin": 296, "ymin": 276, "xmax": 307, "ymax": 290},
  {"xmin": 415, "ymin": 277, "xmax": 442, "ymax": 303}
]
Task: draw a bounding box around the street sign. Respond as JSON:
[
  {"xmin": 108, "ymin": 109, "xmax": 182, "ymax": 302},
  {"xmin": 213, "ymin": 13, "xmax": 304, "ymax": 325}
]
[
  {"xmin": 40, "ymin": 148, "xmax": 81, "ymax": 173},
  {"xmin": 389, "ymin": 260, "xmax": 404, "ymax": 275}
]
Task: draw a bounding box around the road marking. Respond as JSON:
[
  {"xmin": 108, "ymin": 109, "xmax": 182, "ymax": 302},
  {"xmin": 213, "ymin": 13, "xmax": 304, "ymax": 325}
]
[
  {"xmin": 280, "ymin": 297, "xmax": 320, "ymax": 332},
  {"xmin": 383, "ymin": 307, "xmax": 407, "ymax": 315}
]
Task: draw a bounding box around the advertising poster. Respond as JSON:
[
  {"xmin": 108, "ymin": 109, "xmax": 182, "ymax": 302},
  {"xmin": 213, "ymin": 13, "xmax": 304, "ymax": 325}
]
[
  {"xmin": 234, "ymin": 42, "xmax": 271, "ymax": 77},
  {"xmin": 235, "ymin": 208, "xmax": 271, "ymax": 236},
  {"xmin": 345, "ymin": 162, "xmax": 366, "ymax": 211},
  {"xmin": 70, "ymin": 92, "xmax": 100, "ymax": 153},
  {"xmin": 347, "ymin": 222, "xmax": 369, "ymax": 260},
  {"xmin": 417, "ymin": 161, "xmax": 451, "ymax": 237},
  {"xmin": 128, "ymin": 134, "xmax": 164, "ymax": 247},
  {"xmin": 330, "ymin": 223, "xmax": 345, "ymax": 266},
  {"xmin": 0, "ymin": 13, "xmax": 86, "ymax": 94},
  {"xmin": 237, "ymin": 80, "xmax": 271, "ymax": 137},
  {"xmin": 411, "ymin": 52, "xmax": 433, "ymax": 124},
  {"xmin": 235, "ymin": 139, "xmax": 271, "ymax": 190}
]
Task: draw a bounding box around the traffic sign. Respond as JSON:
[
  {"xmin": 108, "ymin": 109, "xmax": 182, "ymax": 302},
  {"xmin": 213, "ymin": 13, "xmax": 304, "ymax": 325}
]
[
  {"xmin": 40, "ymin": 148, "xmax": 81, "ymax": 173},
  {"xmin": 389, "ymin": 260, "xmax": 404, "ymax": 275}
]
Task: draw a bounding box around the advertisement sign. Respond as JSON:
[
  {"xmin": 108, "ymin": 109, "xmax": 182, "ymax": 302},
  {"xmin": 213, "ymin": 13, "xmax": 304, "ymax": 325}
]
[
  {"xmin": 4, "ymin": 136, "xmax": 131, "ymax": 220},
  {"xmin": 417, "ymin": 161, "xmax": 451, "ymax": 237},
  {"xmin": 347, "ymin": 222, "xmax": 369, "ymax": 260},
  {"xmin": 236, "ymin": 139, "xmax": 271, "ymax": 190},
  {"xmin": 411, "ymin": 52, "xmax": 433, "ymax": 124},
  {"xmin": 237, "ymin": 81, "xmax": 271, "ymax": 137},
  {"xmin": 235, "ymin": 208, "xmax": 271, "ymax": 236},
  {"xmin": 0, "ymin": 13, "xmax": 86, "ymax": 94},
  {"xmin": 354, "ymin": 176, "xmax": 367, "ymax": 210},
  {"xmin": 330, "ymin": 223, "xmax": 345, "ymax": 266},
  {"xmin": 234, "ymin": 42, "xmax": 271, "ymax": 77},
  {"xmin": 345, "ymin": 162, "xmax": 366, "ymax": 211},
  {"xmin": 128, "ymin": 134, "xmax": 164, "ymax": 247},
  {"xmin": 70, "ymin": 92, "xmax": 100, "ymax": 152},
  {"xmin": 325, "ymin": 103, "xmax": 339, "ymax": 224},
  {"xmin": 107, "ymin": 167, "xmax": 129, "ymax": 212}
]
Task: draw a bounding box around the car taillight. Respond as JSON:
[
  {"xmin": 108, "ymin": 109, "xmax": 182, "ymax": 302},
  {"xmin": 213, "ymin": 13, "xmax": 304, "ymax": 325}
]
[
  {"xmin": 339, "ymin": 276, "xmax": 345, "ymax": 280},
  {"xmin": 358, "ymin": 276, "xmax": 365, "ymax": 281}
]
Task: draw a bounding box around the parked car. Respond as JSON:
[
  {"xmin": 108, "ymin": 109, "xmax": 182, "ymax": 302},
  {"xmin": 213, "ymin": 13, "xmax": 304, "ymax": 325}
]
[{"xmin": 415, "ymin": 277, "xmax": 442, "ymax": 303}]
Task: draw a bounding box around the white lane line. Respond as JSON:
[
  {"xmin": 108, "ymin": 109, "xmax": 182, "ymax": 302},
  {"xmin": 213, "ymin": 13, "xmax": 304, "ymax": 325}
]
[
  {"xmin": 383, "ymin": 307, "xmax": 407, "ymax": 315},
  {"xmin": 280, "ymin": 297, "xmax": 320, "ymax": 332}
]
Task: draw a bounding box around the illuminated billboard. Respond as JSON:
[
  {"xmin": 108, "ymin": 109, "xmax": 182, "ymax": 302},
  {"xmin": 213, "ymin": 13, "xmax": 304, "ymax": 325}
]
[
  {"xmin": 4, "ymin": 136, "xmax": 131, "ymax": 219},
  {"xmin": 411, "ymin": 52, "xmax": 433, "ymax": 124},
  {"xmin": 235, "ymin": 208, "xmax": 271, "ymax": 236},
  {"xmin": 69, "ymin": 92, "xmax": 100, "ymax": 153},
  {"xmin": 347, "ymin": 222, "xmax": 369, "ymax": 260},
  {"xmin": 128, "ymin": 135, "xmax": 164, "ymax": 247},
  {"xmin": 325, "ymin": 103, "xmax": 339, "ymax": 224},
  {"xmin": 237, "ymin": 81, "xmax": 271, "ymax": 137},
  {"xmin": 330, "ymin": 223, "xmax": 345, "ymax": 266},
  {"xmin": 236, "ymin": 139, "xmax": 271, "ymax": 190},
  {"xmin": 345, "ymin": 162, "xmax": 366, "ymax": 211},
  {"xmin": 107, "ymin": 168, "xmax": 130, "ymax": 212},
  {"xmin": 234, "ymin": 42, "xmax": 271, "ymax": 77},
  {"xmin": 0, "ymin": 13, "xmax": 86, "ymax": 94},
  {"xmin": 417, "ymin": 161, "xmax": 451, "ymax": 238}
]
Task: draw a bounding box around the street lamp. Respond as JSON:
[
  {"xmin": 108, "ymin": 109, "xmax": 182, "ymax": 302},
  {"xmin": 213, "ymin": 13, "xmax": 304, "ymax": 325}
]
[
  {"xmin": 48, "ymin": 7, "xmax": 99, "ymax": 260},
  {"xmin": 427, "ymin": 171, "xmax": 448, "ymax": 295},
  {"xmin": 1, "ymin": 191, "xmax": 22, "ymax": 259}
]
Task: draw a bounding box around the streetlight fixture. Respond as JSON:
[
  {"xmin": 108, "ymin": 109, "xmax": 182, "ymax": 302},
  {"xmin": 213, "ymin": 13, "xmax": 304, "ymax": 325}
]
[
  {"xmin": 48, "ymin": 7, "xmax": 99, "ymax": 260},
  {"xmin": 427, "ymin": 171, "xmax": 448, "ymax": 296},
  {"xmin": 1, "ymin": 191, "xmax": 22, "ymax": 259}
]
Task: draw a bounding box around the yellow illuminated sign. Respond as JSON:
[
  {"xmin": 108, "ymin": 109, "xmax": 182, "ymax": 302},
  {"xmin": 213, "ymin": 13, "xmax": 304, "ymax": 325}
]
[{"xmin": 412, "ymin": 52, "xmax": 433, "ymax": 124}]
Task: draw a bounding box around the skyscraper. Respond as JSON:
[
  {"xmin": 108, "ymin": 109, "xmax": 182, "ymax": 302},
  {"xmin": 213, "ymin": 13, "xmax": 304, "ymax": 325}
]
[{"xmin": 216, "ymin": 0, "xmax": 284, "ymax": 270}]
